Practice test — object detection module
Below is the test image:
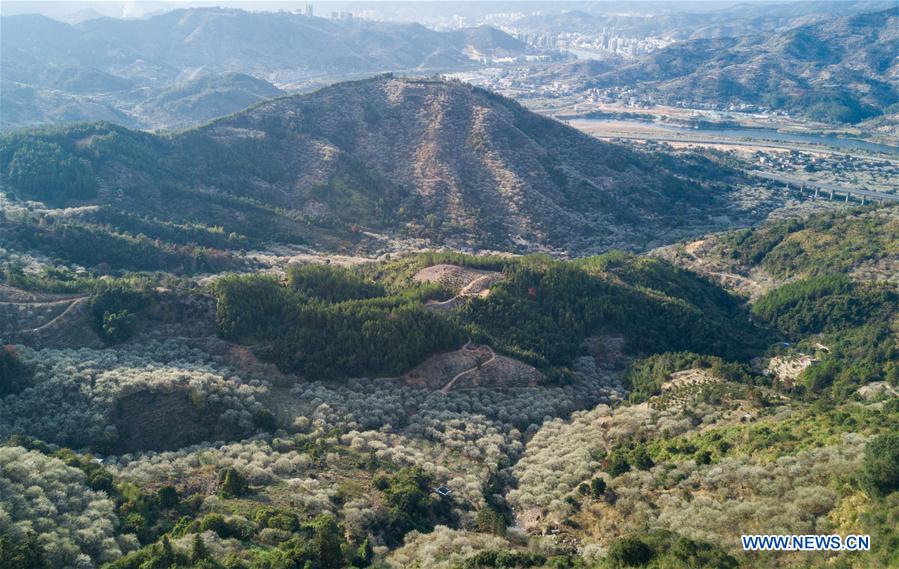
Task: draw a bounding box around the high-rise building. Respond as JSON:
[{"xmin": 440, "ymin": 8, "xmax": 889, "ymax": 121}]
[{"xmin": 305, "ymin": 4, "xmax": 313, "ymax": 17}]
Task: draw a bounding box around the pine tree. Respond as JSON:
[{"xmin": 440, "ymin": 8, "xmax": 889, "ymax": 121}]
[
  {"xmin": 219, "ymin": 467, "xmax": 249, "ymax": 498},
  {"xmin": 190, "ymin": 533, "xmax": 210, "ymax": 564},
  {"xmin": 159, "ymin": 535, "xmax": 175, "ymax": 568},
  {"xmin": 311, "ymin": 515, "xmax": 345, "ymax": 569}
]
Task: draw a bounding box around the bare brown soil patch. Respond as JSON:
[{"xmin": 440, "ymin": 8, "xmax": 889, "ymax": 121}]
[
  {"xmin": 224, "ymin": 344, "xmax": 289, "ymax": 385},
  {"xmin": 403, "ymin": 344, "xmax": 542, "ymax": 391},
  {"xmin": 412, "ymin": 264, "xmax": 503, "ymax": 295},
  {"xmin": 2, "ymin": 294, "xmax": 103, "ymax": 348},
  {"xmin": 661, "ymin": 369, "xmax": 722, "ymax": 392}
]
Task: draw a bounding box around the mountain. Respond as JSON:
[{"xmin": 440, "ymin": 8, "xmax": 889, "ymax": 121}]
[
  {"xmin": 0, "ymin": 76, "xmax": 745, "ymax": 264},
  {"xmin": 0, "ymin": 69, "xmax": 285, "ymax": 132},
  {"xmin": 555, "ymin": 7, "xmax": 899, "ymax": 124},
  {"xmin": 0, "ymin": 8, "xmax": 538, "ymax": 131},
  {"xmin": 131, "ymin": 73, "xmax": 285, "ymax": 130},
  {"xmin": 1, "ymin": 9, "xmax": 531, "ymax": 80},
  {"xmin": 511, "ymin": 1, "xmax": 897, "ymax": 41}
]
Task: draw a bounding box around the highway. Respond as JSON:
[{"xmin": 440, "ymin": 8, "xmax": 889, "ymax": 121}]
[{"xmin": 755, "ymin": 172, "xmax": 899, "ymax": 203}]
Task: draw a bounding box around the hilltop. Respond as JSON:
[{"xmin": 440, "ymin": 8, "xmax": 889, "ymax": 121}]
[{"xmin": 0, "ymin": 76, "xmax": 748, "ymax": 265}]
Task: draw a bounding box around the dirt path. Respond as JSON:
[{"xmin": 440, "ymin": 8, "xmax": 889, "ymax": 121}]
[
  {"xmin": 426, "ymin": 274, "xmax": 498, "ymax": 310},
  {"xmin": 0, "ymin": 295, "xmax": 88, "ymax": 307},
  {"xmin": 14, "ymin": 296, "xmax": 89, "ymax": 335},
  {"xmin": 440, "ymin": 341, "xmax": 496, "ymax": 394},
  {"xmin": 670, "ymin": 243, "xmax": 763, "ymax": 296}
]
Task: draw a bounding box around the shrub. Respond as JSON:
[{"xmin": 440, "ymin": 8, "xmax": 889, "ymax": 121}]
[
  {"xmin": 199, "ymin": 514, "xmax": 230, "ymax": 538},
  {"xmin": 589, "ymin": 477, "xmax": 606, "ymax": 498},
  {"xmin": 102, "ymin": 310, "xmax": 137, "ymax": 343},
  {"xmin": 219, "ymin": 467, "xmax": 250, "ymax": 498},
  {"xmin": 860, "ymin": 433, "xmax": 899, "ymax": 498},
  {"xmin": 607, "ymin": 536, "xmax": 654, "ymax": 567},
  {"xmin": 606, "ymin": 447, "xmax": 631, "ymax": 477},
  {"xmin": 474, "ymin": 508, "xmax": 506, "ymax": 536}
]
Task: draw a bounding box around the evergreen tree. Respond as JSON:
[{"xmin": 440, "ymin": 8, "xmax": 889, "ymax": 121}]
[
  {"xmin": 589, "ymin": 477, "xmax": 607, "ymax": 498},
  {"xmin": 190, "ymin": 534, "xmax": 210, "ymax": 565},
  {"xmin": 861, "ymin": 433, "xmax": 899, "ymax": 497},
  {"xmin": 355, "ymin": 538, "xmax": 374, "ymax": 567},
  {"xmin": 310, "ymin": 515, "xmax": 345, "ymax": 569},
  {"xmin": 475, "ymin": 508, "xmax": 506, "ymax": 535},
  {"xmin": 159, "ymin": 535, "xmax": 176, "ymax": 568},
  {"xmin": 219, "ymin": 467, "xmax": 249, "ymax": 498}
]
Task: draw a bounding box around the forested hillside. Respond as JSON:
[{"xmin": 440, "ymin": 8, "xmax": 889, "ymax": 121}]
[
  {"xmin": 210, "ymin": 255, "xmax": 765, "ymax": 381},
  {"xmin": 0, "ymin": 76, "xmax": 747, "ymax": 257},
  {"xmin": 0, "ymin": 14, "xmax": 895, "ymax": 561},
  {"xmin": 656, "ymin": 205, "xmax": 898, "ymax": 396}
]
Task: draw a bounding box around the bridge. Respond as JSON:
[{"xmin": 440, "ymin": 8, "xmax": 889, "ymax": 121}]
[{"xmin": 755, "ymin": 172, "xmax": 899, "ymax": 204}]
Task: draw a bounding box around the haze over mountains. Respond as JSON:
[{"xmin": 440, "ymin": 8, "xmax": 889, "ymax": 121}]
[
  {"xmin": 0, "ymin": 76, "xmax": 744, "ymax": 257},
  {"xmin": 511, "ymin": 0, "xmax": 896, "ymax": 41},
  {"xmin": 550, "ymin": 7, "xmax": 899, "ymax": 124},
  {"xmin": 3, "ymin": 2, "xmax": 897, "ymax": 130},
  {"xmin": 0, "ymin": 7, "xmax": 537, "ymax": 130}
]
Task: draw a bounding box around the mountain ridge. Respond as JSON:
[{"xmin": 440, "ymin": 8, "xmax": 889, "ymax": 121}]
[
  {"xmin": 554, "ymin": 7, "xmax": 899, "ymax": 124},
  {"xmin": 0, "ymin": 75, "xmax": 747, "ymax": 259},
  {"xmin": 0, "ymin": 8, "xmax": 538, "ymax": 131}
]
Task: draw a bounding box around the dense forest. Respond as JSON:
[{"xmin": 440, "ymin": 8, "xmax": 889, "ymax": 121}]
[
  {"xmin": 714, "ymin": 208, "xmax": 897, "ymax": 278},
  {"xmin": 211, "ymin": 255, "xmax": 767, "ymax": 380},
  {"xmin": 212, "ymin": 266, "xmax": 463, "ymax": 380},
  {"xmin": 667, "ymin": 207, "xmax": 899, "ymax": 398}
]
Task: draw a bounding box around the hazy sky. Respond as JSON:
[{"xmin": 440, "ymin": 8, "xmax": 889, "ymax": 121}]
[{"xmin": 0, "ymin": 0, "xmax": 788, "ymax": 18}]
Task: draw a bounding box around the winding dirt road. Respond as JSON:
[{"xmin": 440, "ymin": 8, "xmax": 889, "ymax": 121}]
[
  {"xmin": 440, "ymin": 340, "xmax": 497, "ymax": 394},
  {"xmin": 13, "ymin": 296, "xmax": 90, "ymax": 336},
  {"xmin": 9, "ymin": 296, "xmax": 90, "ymax": 335},
  {"xmin": 426, "ymin": 273, "xmax": 501, "ymax": 310}
]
